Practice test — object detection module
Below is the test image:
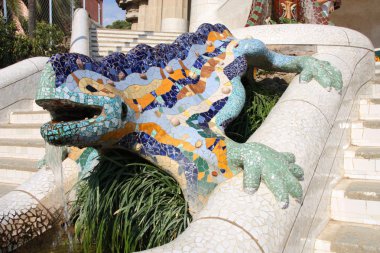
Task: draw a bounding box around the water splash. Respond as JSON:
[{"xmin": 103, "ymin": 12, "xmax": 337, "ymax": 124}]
[{"xmin": 45, "ymin": 143, "xmax": 74, "ymax": 252}]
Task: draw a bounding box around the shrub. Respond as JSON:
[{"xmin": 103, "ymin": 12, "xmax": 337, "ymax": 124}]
[
  {"xmin": 71, "ymin": 150, "xmax": 191, "ymax": 253},
  {"xmin": 0, "ymin": 19, "xmax": 17, "ymax": 68},
  {"xmin": 31, "ymin": 21, "xmax": 66, "ymax": 56},
  {"xmin": 106, "ymin": 20, "xmax": 132, "ymax": 30},
  {"xmin": 13, "ymin": 35, "xmax": 33, "ymax": 63},
  {"xmin": 0, "ymin": 19, "xmax": 68, "ymax": 68}
]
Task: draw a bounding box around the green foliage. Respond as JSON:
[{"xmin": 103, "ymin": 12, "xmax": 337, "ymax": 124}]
[
  {"xmin": 247, "ymin": 92, "xmax": 280, "ymax": 132},
  {"xmin": 0, "ymin": 19, "xmax": 68, "ymax": 68},
  {"xmin": 0, "ymin": 18, "xmax": 17, "ymax": 68},
  {"xmin": 13, "ymin": 35, "xmax": 33, "ymax": 62},
  {"xmin": 106, "ymin": 20, "xmax": 132, "ymax": 30},
  {"xmin": 278, "ymin": 17, "xmax": 298, "ymax": 24},
  {"xmin": 225, "ymin": 75, "xmax": 284, "ymax": 143},
  {"xmin": 31, "ymin": 21, "xmax": 66, "ymax": 56},
  {"xmin": 266, "ymin": 17, "xmax": 300, "ymax": 25},
  {"xmin": 71, "ymin": 149, "xmax": 191, "ymax": 253}
]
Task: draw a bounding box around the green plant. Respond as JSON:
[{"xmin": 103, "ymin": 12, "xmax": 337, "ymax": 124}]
[
  {"xmin": 31, "ymin": 21, "xmax": 66, "ymax": 56},
  {"xmin": 278, "ymin": 17, "xmax": 298, "ymax": 24},
  {"xmin": 0, "ymin": 19, "xmax": 68, "ymax": 68},
  {"xmin": 71, "ymin": 149, "xmax": 191, "ymax": 253},
  {"xmin": 0, "ymin": 18, "xmax": 17, "ymax": 68},
  {"xmin": 106, "ymin": 20, "xmax": 132, "ymax": 30},
  {"xmin": 225, "ymin": 75, "xmax": 283, "ymax": 142},
  {"xmin": 13, "ymin": 35, "xmax": 33, "ymax": 62}
]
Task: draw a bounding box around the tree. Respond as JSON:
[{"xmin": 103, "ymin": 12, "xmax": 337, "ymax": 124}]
[
  {"xmin": 106, "ymin": 20, "xmax": 131, "ymax": 30},
  {"xmin": 0, "ymin": 0, "xmax": 29, "ymax": 34},
  {"xmin": 28, "ymin": 0, "xmax": 36, "ymax": 37}
]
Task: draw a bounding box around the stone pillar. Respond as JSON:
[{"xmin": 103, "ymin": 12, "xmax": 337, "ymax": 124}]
[
  {"xmin": 123, "ymin": 0, "xmax": 139, "ymax": 31},
  {"xmin": 137, "ymin": 0, "xmax": 148, "ymax": 31},
  {"xmin": 189, "ymin": 0, "xmax": 252, "ymax": 32},
  {"xmin": 189, "ymin": 0, "xmax": 220, "ymax": 32},
  {"xmin": 161, "ymin": 0, "xmax": 188, "ymax": 32},
  {"xmin": 144, "ymin": 0, "xmax": 162, "ymax": 32}
]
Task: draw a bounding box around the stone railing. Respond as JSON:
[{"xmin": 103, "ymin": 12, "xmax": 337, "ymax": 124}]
[
  {"xmin": 0, "ymin": 9, "xmax": 90, "ymax": 251},
  {"xmin": 0, "ymin": 57, "xmax": 48, "ymax": 123},
  {"xmin": 142, "ymin": 25, "xmax": 374, "ymax": 253}
]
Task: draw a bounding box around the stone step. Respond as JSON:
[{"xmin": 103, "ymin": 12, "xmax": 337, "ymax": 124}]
[
  {"xmin": 92, "ymin": 37, "xmax": 175, "ymax": 44},
  {"xmin": 331, "ymin": 179, "xmax": 380, "ymax": 225},
  {"xmin": 0, "ymin": 123, "xmax": 43, "ymax": 139},
  {"xmin": 0, "ymin": 182, "xmax": 19, "ymax": 198},
  {"xmin": 0, "ymin": 157, "xmax": 39, "ymax": 184},
  {"xmin": 344, "ymin": 146, "xmax": 380, "ymax": 180},
  {"xmin": 32, "ymin": 102, "xmax": 45, "ymax": 112},
  {"xmin": 91, "ymin": 34, "xmax": 179, "ymax": 41},
  {"xmin": 0, "ymin": 139, "xmax": 45, "ymax": 160},
  {"xmin": 91, "ymin": 50, "xmax": 132, "ymax": 59},
  {"xmin": 359, "ymin": 99, "xmax": 380, "ymax": 120},
  {"xmin": 376, "ymin": 62, "xmax": 380, "ymax": 75},
  {"xmin": 91, "ymin": 44, "xmax": 161, "ymax": 52},
  {"xmin": 91, "ymin": 42, "xmax": 173, "ymax": 50},
  {"xmin": 91, "ymin": 28, "xmax": 181, "ymax": 37},
  {"xmin": 351, "ymin": 121, "xmax": 380, "ymax": 147},
  {"xmin": 10, "ymin": 111, "xmax": 51, "ymax": 124},
  {"xmin": 370, "ymin": 83, "xmax": 380, "ymax": 98},
  {"xmin": 314, "ymin": 221, "xmax": 380, "ymax": 253}
]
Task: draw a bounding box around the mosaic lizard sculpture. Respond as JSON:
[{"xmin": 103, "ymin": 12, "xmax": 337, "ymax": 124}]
[{"xmin": 36, "ymin": 24, "xmax": 342, "ymax": 213}]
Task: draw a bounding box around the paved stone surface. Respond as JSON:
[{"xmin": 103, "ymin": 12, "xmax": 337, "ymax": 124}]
[
  {"xmin": 345, "ymin": 180, "xmax": 380, "ymax": 201},
  {"xmin": 0, "ymin": 183, "xmax": 18, "ymax": 198},
  {"xmin": 356, "ymin": 147, "xmax": 380, "ymax": 159},
  {"xmin": 318, "ymin": 221, "xmax": 380, "ymax": 253}
]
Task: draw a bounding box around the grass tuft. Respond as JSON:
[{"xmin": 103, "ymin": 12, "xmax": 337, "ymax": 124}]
[{"xmin": 71, "ymin": 149, "xmax": 191, "ymax": 253}]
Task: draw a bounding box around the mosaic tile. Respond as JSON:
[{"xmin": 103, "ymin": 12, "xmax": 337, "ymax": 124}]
[{"xmin": 35, "ymin": 23, "xmax": 342, "ymax": 214}]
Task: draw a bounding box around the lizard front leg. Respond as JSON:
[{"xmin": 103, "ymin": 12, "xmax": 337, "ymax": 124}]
[
  {"xmin": 233, "ymin": 38, "xmax": 343, "ymax": 91},
  {"xmin": 226, "ymin": 140, "xmax": 304, "ymax": 209}
]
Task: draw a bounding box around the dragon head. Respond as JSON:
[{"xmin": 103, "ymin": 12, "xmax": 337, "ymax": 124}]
[{"xmin": 36, "ymin": 61, "xmax": 128, "ymax": 148}]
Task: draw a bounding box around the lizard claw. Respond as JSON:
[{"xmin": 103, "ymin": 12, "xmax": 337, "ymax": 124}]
[{"xmin": 227, "ymin": 141, "xmax": 304, "ymax": 208}]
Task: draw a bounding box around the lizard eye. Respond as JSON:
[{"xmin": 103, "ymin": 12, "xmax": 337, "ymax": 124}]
[{"xmin": 86, "ymin": 85, "xmax": 98, "ymax": 93}]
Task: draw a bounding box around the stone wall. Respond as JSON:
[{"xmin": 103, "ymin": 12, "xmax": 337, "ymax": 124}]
[{"xmin": 330, "ymin": 0, "xmax": 380, "ymax": 47}]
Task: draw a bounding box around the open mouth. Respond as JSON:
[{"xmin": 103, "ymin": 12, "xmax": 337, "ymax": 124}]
[{"xmin": 37, "ymin": 99, "xmax": 103, "ymax": 124}]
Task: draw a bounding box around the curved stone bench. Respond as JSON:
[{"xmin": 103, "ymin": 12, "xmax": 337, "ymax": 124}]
[
  {"xmin": 141, "ymin": 24, "xmax": 375, "ymax": 253},
  {"xmin": 0, "ymin": 158, "xmax": 79, "ymax": 251},
  {"xmin": 0, "ymin": 57, "xmax": 48, "ymax": 123}
]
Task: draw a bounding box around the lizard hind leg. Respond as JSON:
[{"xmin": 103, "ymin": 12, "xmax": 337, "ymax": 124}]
[{"xmin": 226, "ymin": 140, "xmax": 304, "ymax": 209}]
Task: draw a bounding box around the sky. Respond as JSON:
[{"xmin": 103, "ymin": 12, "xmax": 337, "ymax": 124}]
[{"xmin": 103, "ymin": 0, "xmax": 125, "ymax": 26}]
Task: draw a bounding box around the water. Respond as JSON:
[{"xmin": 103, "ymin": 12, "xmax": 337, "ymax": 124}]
[
  {"xmin": 13, "ymin": 224, "xmax": 84, "ymax": 253},
  {"xmin": 45, "ymin": 144, "xmax": 74, "ymax": 252}
]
